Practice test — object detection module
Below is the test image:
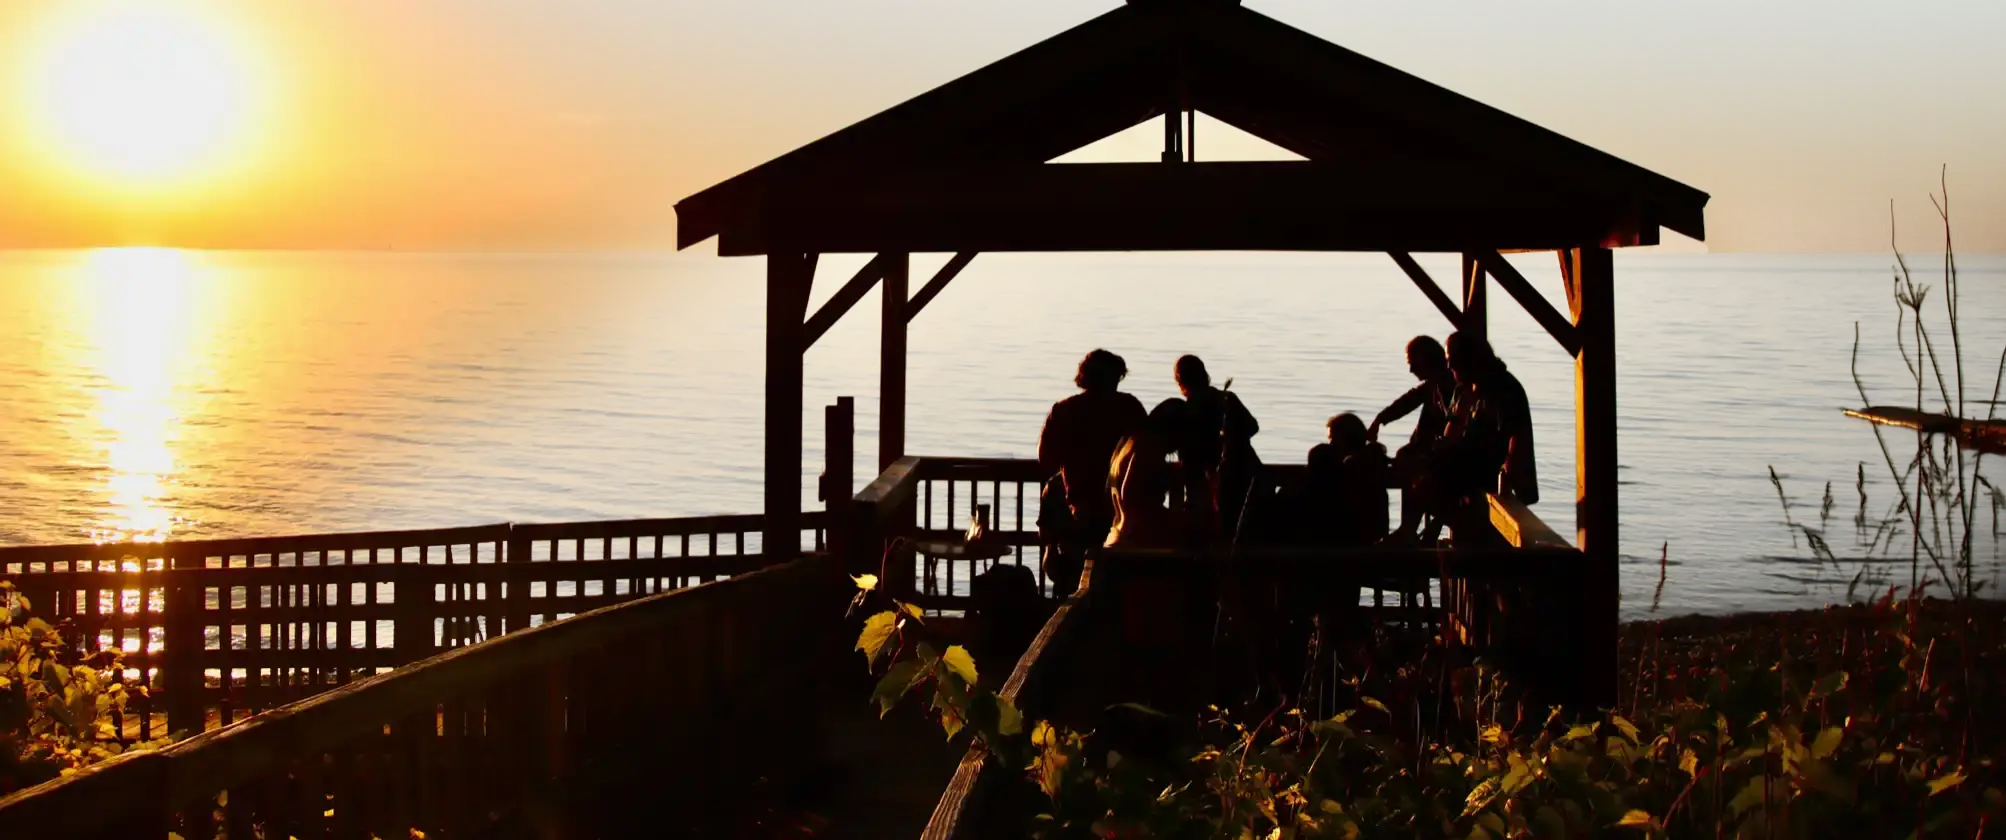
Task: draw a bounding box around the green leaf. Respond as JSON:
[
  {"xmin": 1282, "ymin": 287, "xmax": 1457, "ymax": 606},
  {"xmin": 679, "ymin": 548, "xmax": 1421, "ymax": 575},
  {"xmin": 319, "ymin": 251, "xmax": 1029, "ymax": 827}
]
[
  {"xmin": 1926, "ymin": 769, "xmax": 1966, "ymax": 796},
  {"xmin": 942, "ymin": 645, "xmax": 979, "ymax": 685},
  {"xmin": 1360, "ymin": 696, "xmax": 1389, "ymax": 716},
  {"xmin": 1477, "ymin": 812, "xmax": 1506, "ymax": 834},
  {"xmin": 871, "ymin": 660, "xmax": 923, "ymax": 717},
  {"xmin": 1728, "ymin": 778, "xmax": 1768, "ymax": 817},
  {"xmin": 1679, "ymin": 748, "xmax": 1700, "ymax": 777},
  {"xmin": 1466, "ymin": 826, "xmax": 1492, "ymax": 840},
  {"xmin": 855, "ymin": 611, "xmax": 898, "ymax": 663},
  {"xmin": 900, "ymin": 602, "xmax": 924, "ymax": 620},
  {"xmin": 1810, "ymin": 726, "xmax": 1843, "ymax": 760},
  {"xmin": 1615, "ymin": 809, "xmax": 1654, "ymax": 827},
  {"xmin": 852, "ymin": 573, "xmax": 879, "ymax": 592},
  {"xmin": 1808, "ymin": 671, "xmax": 1849, "ymax": 700},
  {"xmin": 1609, "ymin": 715, "xmax": 1641, "ymax": 745},
  {"xmin": 997, "ymin": 697, "xmax": 1024, "ymax": 736}
]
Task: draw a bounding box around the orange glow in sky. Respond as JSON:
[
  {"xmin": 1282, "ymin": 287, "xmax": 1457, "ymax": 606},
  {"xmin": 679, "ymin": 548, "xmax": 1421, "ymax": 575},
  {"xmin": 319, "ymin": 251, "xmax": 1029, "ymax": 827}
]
[{"xmin": 0, "ymin": 0, "xmax": 2000, "ymax": 252}]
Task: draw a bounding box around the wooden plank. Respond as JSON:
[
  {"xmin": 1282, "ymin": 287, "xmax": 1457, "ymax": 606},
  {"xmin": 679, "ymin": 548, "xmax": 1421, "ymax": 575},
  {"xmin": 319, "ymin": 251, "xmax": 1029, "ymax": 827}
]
[
  {"xmin": 1487, "ymin": 493, "xmax": 1572, "ymax": 549},
  {"xmin": 801, "ymin": 253, "xmax": 893, "ymax": 349},
  {"xmin": 1388, "ymin": 252, "xmax": 1463, "ymax": 330},
  {"xmin": 904, "ymin": 252, "xmax": 977, "ymax": 322},
  {"xmin": 1477, "ymin": 250, "xmax": 1579, "ymax": 357},
  {"xmin": 1461, "ymin": 252, "xmax": 1488, "ymax": 345},
  {"xmin": 712, "ymin": 161, "xmax": 1662, "ymax": 255},
  {"xmin": 1571, "ymin": 245, "xmax": 1620, "ymax": 711},
  {"xmin": 881, "ymin": 253, "xmax": 910, "ymax": 471},
  {"xmin": 765, "ymin": 253, "xmax": 816, "ymax": 560}
]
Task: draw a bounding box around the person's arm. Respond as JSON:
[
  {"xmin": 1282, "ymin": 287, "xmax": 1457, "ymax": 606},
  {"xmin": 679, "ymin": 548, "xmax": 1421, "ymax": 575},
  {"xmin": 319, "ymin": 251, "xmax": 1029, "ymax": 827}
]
[
  {"xmin": 1037, "ymin": 403, "xmax": 1064, "ymax": 477},
  {"xmin": 1372, "ymin": 384, "xmax": 1426, "ymax": 431}
]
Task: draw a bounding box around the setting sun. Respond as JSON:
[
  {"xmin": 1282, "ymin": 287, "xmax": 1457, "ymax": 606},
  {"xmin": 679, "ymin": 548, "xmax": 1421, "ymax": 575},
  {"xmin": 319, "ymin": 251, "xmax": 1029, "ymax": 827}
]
[{"xmin": 25, "ymin": 3, "xmax": 262, "ymax": 189}]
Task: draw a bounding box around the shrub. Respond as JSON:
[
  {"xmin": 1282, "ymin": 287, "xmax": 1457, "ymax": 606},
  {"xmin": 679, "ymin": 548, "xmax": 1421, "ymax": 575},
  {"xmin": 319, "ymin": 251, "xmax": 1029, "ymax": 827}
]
[{"xmin": 0, "ymin": 580, "xmax": 171, "ymax": 795}]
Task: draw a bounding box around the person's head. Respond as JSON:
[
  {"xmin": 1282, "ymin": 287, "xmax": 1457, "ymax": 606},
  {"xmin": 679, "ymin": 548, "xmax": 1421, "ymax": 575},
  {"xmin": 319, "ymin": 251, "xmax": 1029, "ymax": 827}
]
[
  {"xmin": 1075, "ymin": 349, "xmax": 1128, "ymax": 393},
  {"xmin": 1307, "ymin": 443, "xmax": 1341, "ymax": 475},
  {"xmin": 1173, "ymin": 355, "xmax": 1210, "ymax": 396},
  {"xmin": 1326, "ymin": 413, "xmax": 1367, "ymax": 452},
  {"xmin": 1445, "ymin": 331, "xmax": 1498, "ymax": 385},
  {"xmin": 1146, "ymin": 398, "xmax": 1185, "ymax": 442},
  {"xmin": 1405, "ymin": 336, "xmax": 1446, "ymax": 381}
]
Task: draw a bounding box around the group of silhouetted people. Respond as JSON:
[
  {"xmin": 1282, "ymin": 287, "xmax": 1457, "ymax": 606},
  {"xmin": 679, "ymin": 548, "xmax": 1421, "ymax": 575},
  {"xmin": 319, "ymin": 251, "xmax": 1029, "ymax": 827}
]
[{"xmin": 1036, "ymin": 333, "xmax": 1536, "ymax": 594}]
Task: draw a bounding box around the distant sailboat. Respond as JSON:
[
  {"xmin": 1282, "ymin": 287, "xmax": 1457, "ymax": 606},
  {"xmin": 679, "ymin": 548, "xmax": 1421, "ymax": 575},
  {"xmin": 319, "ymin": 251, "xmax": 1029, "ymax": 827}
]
[{"xmin": 1844, "ymin": 406, "xmax": 2006, "ymax": 455}]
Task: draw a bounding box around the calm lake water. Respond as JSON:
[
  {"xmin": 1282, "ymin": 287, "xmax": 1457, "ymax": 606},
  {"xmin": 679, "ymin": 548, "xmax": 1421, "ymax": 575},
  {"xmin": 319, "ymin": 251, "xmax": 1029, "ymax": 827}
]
[{"xmin": 3, "ymin": 248, "xmax": 2003, "ymax": 618}]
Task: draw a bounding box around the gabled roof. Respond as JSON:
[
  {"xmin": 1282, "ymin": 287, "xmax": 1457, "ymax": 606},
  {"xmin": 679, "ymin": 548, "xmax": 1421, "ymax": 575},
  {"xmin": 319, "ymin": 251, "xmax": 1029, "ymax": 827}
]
[{"xmin": 675, "ymin": 0, "xmax": 1707, "ymax": 255}]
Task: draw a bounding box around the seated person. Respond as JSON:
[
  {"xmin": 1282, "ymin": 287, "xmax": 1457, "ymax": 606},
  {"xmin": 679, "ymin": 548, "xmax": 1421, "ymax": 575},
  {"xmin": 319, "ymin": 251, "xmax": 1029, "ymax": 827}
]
[{"xmin": 1327, "ymin": 413, "xmax": 1391, "ymax": 544}]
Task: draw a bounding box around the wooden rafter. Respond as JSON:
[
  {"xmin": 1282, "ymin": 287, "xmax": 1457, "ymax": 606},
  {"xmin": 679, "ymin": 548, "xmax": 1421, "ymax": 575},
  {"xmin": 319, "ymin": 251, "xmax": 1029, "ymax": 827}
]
[
  {"xmin": 801, "ymin": 253, "xmax": 894, "ymax": 349},
  {"xmin": 1387, "ymin": 252, "xmax": 1462, "ymax": 330},
  {"xmin": 1477, "ymin": 250, "xmax": 1580, "ymax": 357},
  {"xmin": 905, "ymin": 252, "xmax": 978, "ymax": 322}
]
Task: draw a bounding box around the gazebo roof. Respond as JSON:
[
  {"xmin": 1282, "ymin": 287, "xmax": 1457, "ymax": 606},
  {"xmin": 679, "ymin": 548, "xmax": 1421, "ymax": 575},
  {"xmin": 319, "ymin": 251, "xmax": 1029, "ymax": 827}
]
[{"xmin": 674, "ymin": 0, "xmax": 1708, "ymax": 256}]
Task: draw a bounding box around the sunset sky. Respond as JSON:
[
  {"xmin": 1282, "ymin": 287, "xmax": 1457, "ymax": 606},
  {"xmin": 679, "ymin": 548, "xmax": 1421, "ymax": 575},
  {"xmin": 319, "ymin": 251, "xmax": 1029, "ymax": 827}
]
[{"xmin": 0, "ymin": 0, "xmax": 2000, "ymax": 253}]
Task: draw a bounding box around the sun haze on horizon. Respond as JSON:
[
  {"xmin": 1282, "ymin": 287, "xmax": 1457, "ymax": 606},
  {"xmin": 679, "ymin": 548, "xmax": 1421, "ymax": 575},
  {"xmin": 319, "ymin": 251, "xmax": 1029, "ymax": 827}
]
[{"xmin": 0, "ymin": 0, "xmax": 2001, "ymax": 253}]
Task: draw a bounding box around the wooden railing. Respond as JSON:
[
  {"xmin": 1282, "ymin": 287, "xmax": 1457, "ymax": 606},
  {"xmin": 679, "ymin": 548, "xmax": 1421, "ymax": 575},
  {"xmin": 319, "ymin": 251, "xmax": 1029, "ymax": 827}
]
[
  {"xmin": 0, "ymin": 514, "xmax": 828, "ymax": 740},
  {"xmin": 845, "ymin": 457, "xmax": 1047, "ymax": 612},
  {"xmin": 0, "ymin": 554, "xmax": 848, "ymax": 839}
]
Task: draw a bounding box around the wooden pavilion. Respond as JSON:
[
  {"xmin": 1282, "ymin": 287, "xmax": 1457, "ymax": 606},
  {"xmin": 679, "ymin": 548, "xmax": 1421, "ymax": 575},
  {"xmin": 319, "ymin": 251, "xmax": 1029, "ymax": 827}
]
[
  {"xmin": 676, "ymin": 0, "xmax": 1707, "ymax": 704},
  {"xmin": 0, "ymin": 2, "xmax": 1712, "ymax": 837}
]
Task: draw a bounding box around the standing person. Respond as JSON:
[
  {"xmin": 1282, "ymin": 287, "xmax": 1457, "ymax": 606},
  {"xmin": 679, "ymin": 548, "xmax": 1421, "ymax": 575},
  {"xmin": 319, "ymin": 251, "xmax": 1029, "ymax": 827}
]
[
  {"xmin": 1446, "ymin": 333, "xmax": 1537, "ymax": 505},
  {"xmin": 1171, "ymin": 355, "xmax": 1261, "ymax": 543},
  {"xmin": 1368, "ymin": 336, "xmax": 1455, "ymax": 541},
  {"xmin": 1105, "ymin": 399, "xmax": 1186, "ymax": 549},
  {"xmin": 1422, "ymin": 331, "xmax": 1538, "ymax": 542},
  {"xmin": 1037, "ymin": 350, "xmax": 1147, "ymax": 595}
]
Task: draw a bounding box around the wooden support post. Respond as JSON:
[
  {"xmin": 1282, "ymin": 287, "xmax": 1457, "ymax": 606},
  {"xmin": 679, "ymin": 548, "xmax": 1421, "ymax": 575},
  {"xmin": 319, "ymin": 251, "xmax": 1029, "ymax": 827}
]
[
  {"xmin": 1569, "ymin": 246, "xmax": 1619, "ymax": 711},
  {"xmin": 1388, "ymin": 252, "xmax": 1463, "ymax": 331},
  {"xmin": 161, "ymin": 553, "xmax": 203, "ymax": 736},
  {"xmin": 824, "ymin": 397, "xmax": 856, "ymax": 570},
  {"xmin": 766, "ymin": 253, "xmax": 815, "ymax": 560},
  {"xmin": 1461, "ymin": 252, "xmax": 1487, "ymax": 343},
  {"xmin": 504, "ymin": 526, "xmax": 531, "ymax": 635},
  {"xmin": 880, "ymin": 253, "xmax": 910, "ymax": 471}
]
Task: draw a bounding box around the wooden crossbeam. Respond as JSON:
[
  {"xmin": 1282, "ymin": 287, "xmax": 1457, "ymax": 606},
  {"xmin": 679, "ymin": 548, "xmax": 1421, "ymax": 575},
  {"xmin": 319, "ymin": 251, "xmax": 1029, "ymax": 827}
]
[
  {"xmin": 1387, "ymin": 252, "xmax": 1463, "ymax": 330},
  {"xmin": 905, "ymin": 252, "xmax": 978, "ymax": 322},
  {"xmin": 1477, "ymin": 250, "xmax": 1580, "ymax": 357},
  {"xmin": 801, "ymin": 253, "xmax": 893, "ymax": 350}
]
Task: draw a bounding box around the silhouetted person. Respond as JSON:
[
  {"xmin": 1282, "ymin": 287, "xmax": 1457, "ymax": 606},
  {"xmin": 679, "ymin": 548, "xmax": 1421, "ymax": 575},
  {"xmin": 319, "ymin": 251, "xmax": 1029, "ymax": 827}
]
[
  {"xmin": 1038, "ymin": 349, "xmax": 1147, "ymax": 595},
  {"xmin": 1171, "ymin": 355, "xmax": 1261, "ymax": 543},
  {"xmin": 1327, "ymin": 413, "xmax": 1391, "ymax": 543},
  {"xmin": 1369, "ymin": 336, "xmax": 1453, "ymax": 540},
  {"xmin": 1446, "ymin": 332, "xmax": 1537, "ymax": 505},
  {"xmin": 1106, "ymin": 399, "xmax": 1184, "ymax": 549},
  {"xmin": 1419, "ymin": 332, "xmax": 1538, "ymax": 542}
]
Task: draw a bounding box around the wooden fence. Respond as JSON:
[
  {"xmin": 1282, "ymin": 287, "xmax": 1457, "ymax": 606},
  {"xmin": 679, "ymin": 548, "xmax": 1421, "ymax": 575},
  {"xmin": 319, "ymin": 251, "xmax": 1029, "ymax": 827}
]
[
  {"xmin": 0, "ymin": 514, "xmax": 827, "ymax": 740},
  {"xmin": 0, "ymin": 554, "xmax": 848, "ymax": 839}
]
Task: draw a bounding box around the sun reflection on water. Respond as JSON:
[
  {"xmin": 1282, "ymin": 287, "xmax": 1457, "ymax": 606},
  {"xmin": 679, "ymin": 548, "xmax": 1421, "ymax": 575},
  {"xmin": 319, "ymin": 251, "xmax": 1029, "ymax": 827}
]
[{"xmin": 75, "ymin": 247, "xmax": 212, "ymax": 544}]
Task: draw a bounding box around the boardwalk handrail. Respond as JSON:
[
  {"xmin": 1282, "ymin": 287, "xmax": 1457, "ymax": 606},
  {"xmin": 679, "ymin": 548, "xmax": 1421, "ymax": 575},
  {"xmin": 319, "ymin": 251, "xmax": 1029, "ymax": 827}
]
[
  {"xmin": 921, "ymin": 555, "xmax": 1101, "ymax": 840},
  {"xmin": 0, "ymin": 554, "xmax": 846, "ymax": 838},
  {"xmin": 0, "ymin": 512, "xmax": 828, "ymax": 740}
]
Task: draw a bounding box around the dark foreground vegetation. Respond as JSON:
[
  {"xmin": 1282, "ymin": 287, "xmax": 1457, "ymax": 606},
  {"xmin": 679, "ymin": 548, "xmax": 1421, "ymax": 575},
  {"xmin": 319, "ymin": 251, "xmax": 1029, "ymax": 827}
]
[{"xmin": 859, "ymin": 570, "xmax": 2004, "ymax": 839}]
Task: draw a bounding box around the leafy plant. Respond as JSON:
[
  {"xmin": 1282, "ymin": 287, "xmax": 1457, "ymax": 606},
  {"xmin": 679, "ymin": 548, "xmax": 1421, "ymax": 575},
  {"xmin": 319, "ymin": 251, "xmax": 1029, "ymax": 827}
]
[
  {"xmin": 0, "ymin": 579, "xmax": 171, "ymax": 795},
  {"xmin": 857, "ymin": 576, "xmax": 2005, "ymax": 837}
]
